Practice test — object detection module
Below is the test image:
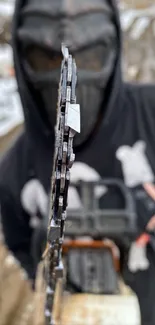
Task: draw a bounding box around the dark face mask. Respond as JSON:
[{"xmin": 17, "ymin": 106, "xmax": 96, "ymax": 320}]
[{"xmin": 19, "ymin": 0, "xmax": 117, "ymax": 146}]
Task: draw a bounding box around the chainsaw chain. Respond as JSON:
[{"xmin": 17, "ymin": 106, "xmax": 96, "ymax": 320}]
[{"xmin": 44, "ymin": 45, "xmax": 80, "ymax": 325}]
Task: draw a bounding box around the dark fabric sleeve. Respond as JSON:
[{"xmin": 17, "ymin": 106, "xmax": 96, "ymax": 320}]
[{"xmin": 0, "ymin": 187, "xmax": 35, "ymax": 280}]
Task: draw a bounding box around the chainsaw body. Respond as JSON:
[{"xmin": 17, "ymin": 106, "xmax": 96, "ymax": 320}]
[
  {"xmin": 32, "ymin": 179, "xmax": 141, "ymax": 324},
  {"xmin": 64, "ymin": 179, "xmax": 137, "ymax": 294},
  {"xmin": 58, "ymin": 179, "xmax": 141, "ymax": 325}
]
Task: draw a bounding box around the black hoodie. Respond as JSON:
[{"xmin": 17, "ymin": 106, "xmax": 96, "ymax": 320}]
[{"xmin": 1, "ymin": 0, "xmax": 155, "ymax": 282}]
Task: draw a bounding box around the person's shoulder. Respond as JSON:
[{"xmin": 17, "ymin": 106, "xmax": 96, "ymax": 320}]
[
  {"xmin": 0, "ymin": 132, "xmax": 26, "ymax": 190},
  {"xmin": 124, "ymin": 82, "xmax": 155, "ymax": 110},
  {"xmin": 125, "ymin": 82, "xmax": 155, "ymax": 99},
  {"xmin": 140, "ymin": 83, "xmax": 155, "ymax": 105}
]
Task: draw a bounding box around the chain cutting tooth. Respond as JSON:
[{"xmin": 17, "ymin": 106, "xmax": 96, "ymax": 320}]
[
  {"xmin": 60, "ymin": 164, "xmax": 66, "ymax": 191},
  {"xmin": 46, "ymin": 286, "xmax": 54, "ymax": 295},
  {"xmin": 54, "ymin": 260, "xmax": 64, "ymax": 279},
  {"xmin": 45, "ymin": 310, "xmax": 51, "ymax": 318},
  {"xmin": 68, "ymin": 152, "xmax": 75, "ymax": 168},
  {"xmin": 71, "ymin": 59, "xmax": 77, "ymax": 102},
  {"xmin": 67, "ymin": 56, "xmax": 72, "ymax": 83},
  {"xmin": 62, "ymin": 142, "xmax": 68, "ymax": 163},
  {"xmin": 48, "ymin": 220, "xmax": 61, "ymax": 243},
  {"xmin": 58, "ymin": 196, "xmax": 63, "ymax": 221},
  {"xmin": 66, "ymin": 86, "xmax": 71, "ymax": 102},
  {"xmin": 62, "ymin": 211, "xmax": 67, "ymax": 220}
]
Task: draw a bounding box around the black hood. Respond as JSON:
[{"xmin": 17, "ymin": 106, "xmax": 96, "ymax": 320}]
[{"xmin": 12, "ymin": 0, "xmax": 123, "ymax": 146}]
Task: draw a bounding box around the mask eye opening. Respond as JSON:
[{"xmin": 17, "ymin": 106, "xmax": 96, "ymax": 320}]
[{"xmin": 22, "ymin": 44, "xmax": 62, "ymax": 72}]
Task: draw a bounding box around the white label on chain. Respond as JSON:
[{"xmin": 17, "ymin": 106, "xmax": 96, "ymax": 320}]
[{"xmin": 65, "ymin": 103, "xmax": 80, "ymax": 133}]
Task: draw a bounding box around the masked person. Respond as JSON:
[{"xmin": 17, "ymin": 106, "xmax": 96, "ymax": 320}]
[{"xmin": 1, "ymin": 0, "xmax": 155, "ymax": 324}]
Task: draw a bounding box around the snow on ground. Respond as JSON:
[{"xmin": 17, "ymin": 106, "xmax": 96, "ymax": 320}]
[{"xmin": 0, "ymin": 44, "xmax": 23, "ymax": 136}]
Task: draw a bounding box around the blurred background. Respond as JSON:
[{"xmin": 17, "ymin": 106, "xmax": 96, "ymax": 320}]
[{"xmin": 0, "ymin": 0, "xmax": 155, "ymax": 155}]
